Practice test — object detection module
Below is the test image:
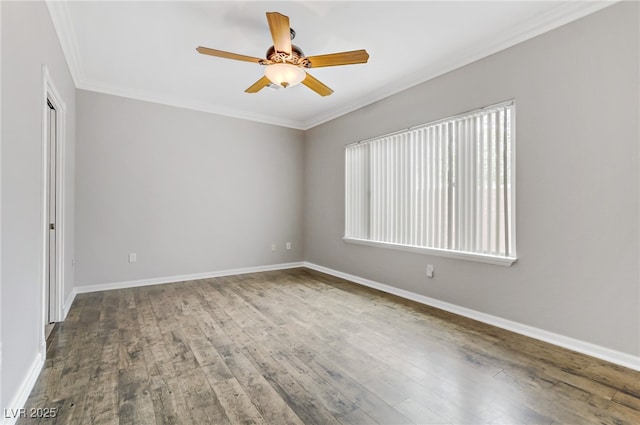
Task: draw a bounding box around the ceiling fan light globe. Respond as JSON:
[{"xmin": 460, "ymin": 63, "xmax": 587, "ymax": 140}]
[{"xmin": 264, "ymin": 63, "xmax": 305, "ymax": 88}]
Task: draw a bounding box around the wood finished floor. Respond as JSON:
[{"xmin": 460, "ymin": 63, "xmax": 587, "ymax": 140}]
[{"xmin": 19, "ymin": 268, "xmax": 640, "ymax": 425}]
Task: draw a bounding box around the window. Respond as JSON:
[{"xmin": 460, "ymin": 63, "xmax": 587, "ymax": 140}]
[{"xmin": 344, "ymin": 101, "xmax": 516, "ymax": 266}]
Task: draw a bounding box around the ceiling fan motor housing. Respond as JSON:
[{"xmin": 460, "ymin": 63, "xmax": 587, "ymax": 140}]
[{"xmin": 265, "ymin": 45, "xmax": 310, "ymax": 68}]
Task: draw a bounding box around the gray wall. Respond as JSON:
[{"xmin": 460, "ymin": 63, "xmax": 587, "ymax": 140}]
[
  {"xmin": 75, "ymin": 90, "xmax": 304, "ymax": 287},
  {"xmin": 1, "ymin": 0, "xmax": 76, "ymax": 409},
  {"xmin": 304, "ymin": 2, "xmax": 639, "ymax": 356}
]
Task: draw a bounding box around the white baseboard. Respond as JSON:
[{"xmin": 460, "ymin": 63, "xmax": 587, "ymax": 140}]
[
  {"xmin": 62, "ymin": 287, "xmax": 76, "ymax": 320},
  {"xmin": 73, "ymin": 262, "xmax": 306, "ymax": 295},
  {"xmin": 1, "ymin": 352, "xmax": 45, "ymax": 425},
  {"xmin": 0, "ymin": 342, "xmax": 2, "ymax": 420},
  {"xmin": 303, "ymin": 262, "xmax": 640, "ymax": 372}
]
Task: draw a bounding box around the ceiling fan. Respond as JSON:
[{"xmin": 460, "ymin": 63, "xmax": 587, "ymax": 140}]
[{"xmin": 196, "ymin": 12, "xmax": 369, "ymax": 96}]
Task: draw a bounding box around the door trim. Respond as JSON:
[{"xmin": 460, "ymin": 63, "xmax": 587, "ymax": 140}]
[{"xmin": 40, "ymin": 66, "xmax": 66, "ymax": 352}]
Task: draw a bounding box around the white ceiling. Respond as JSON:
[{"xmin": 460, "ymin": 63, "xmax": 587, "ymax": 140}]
[{"xmin": 47, "ymin": 1, "xmax": 614, "ymax": 130}]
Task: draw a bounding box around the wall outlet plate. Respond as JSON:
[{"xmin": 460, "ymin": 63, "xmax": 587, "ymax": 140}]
[{"xmin": 426, "ymin": 264, "xmax": 434, "ymax": 278}]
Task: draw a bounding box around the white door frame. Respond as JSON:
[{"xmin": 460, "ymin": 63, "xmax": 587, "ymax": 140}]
[
  {"xmin": 0, "ymin": 1, "xmax": 3, "ymax": 409},
  {"xmin": 40, "ymin": 65, "xmax": 66, "ymax": 351}
]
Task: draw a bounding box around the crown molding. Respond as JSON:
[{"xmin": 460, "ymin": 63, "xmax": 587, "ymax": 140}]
[
  {"xmin": 299, "ymin": 0, "xmax": 618, "ymax": 130},
  {"xmin": 77, "ymin": 78, "xmax": 307, "ymax": 130},
  {"xmin": 46, "ymin": 0, "xmax": 84, "ymax": 87},
  {"xmin": 46, "ymin": 0, "xmax": 617, "ymax": 131}
]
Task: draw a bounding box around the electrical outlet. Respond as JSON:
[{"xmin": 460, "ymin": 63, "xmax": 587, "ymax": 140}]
[
  {"xmin": 286, "ymin": 242, "xmax": 291, "ymax": 250},
  {"xmin": 271, "ymin": 244, "xmax": 276, "ymax": 252},
  {"xmin": 129, "ymin": 253, "xmax": 137, "ymax": 263},
  {"xmin": 426, "ymin": 264, "xmax": 434, "ymax": 278}
]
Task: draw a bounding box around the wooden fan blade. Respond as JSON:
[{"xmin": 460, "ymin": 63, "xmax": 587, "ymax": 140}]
[
  {"xmin": 196, "ymin": 46, "xmax": 263, "ymax": 63},
  {"xmin": 266, "ymin": 12, "xmax": 292, "ymax": 55},
  {"xmin": 306, "ymin": 49, "xmax": 370, "ymax": 68},
  {"xmin": 302, "ymin": 72, "xmax": 333, "ymax": 97},
  {"xmin": 245, "ymin": 76, "xmax": 271, "ymax": 93}
]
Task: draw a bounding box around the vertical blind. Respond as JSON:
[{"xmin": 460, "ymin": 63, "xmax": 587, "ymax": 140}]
[{"xmin": 345, "ymin": 101, "xmax": 515, "ymax": 260}]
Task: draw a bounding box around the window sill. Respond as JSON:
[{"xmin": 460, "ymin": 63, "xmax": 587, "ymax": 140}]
[{"xmin": 342, "ymin": 237, "xmax": 517, "ymax": 267}]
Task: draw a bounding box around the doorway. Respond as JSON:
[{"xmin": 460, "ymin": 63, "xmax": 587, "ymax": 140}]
[
  {"xmin": 42, "ymin": 65, "xmax": 66, "ymax": 347},
  {"xmin": 45, "ymin": 99, "xmax": 57, "ymax": 339}
]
